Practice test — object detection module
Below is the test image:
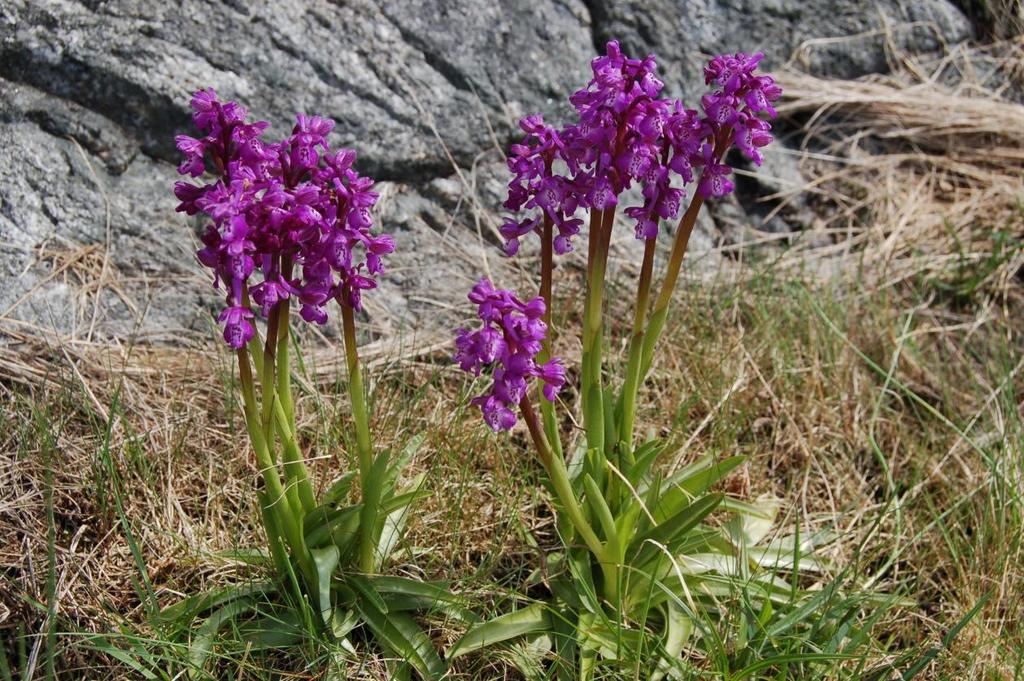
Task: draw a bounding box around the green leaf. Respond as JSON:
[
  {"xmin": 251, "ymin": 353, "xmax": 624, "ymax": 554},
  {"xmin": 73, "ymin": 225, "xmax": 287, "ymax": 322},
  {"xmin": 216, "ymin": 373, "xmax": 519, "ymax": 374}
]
[
  {"xmin": 188, "ymin": 597, "xmax": 257, "ymax": 677},
  {"xmin": 447, "ymin": 603, "xmax": 553, "ymax": 660},
  {"xmin": 371, "ymin": 576, "xmax": 479, "ymax": 623},
  {"xmin": 304, "ymin": 504, "xmax": 362, "ymax": 550},
  {"xmin": 632, "ymin": 494, "xmax": 723, "ymax": 563},
  {"xmin": 321, "ymin": 471, "xmax": 358, "ymax": 507},
  {"xmin": 722, "ymin": 496, "xmax": 780, "ymax": 547},
  {"xmin": 377, "ymin": 473, "xmax": 426, "ymax": 567},
  {"xmin": 380, "ymin": 433, "xmax": 426, "ymax": 497},
  {"xmin": 311, "ymin": 545, "xmax": 340, "ymax": 624},
  {"xmin": 582, "ymin": 474, "xmax": 618, "ymax": 552},
  {"xmin": 82, "ymin": 637, "xmax": 158, "ymax": 680},
  {"xmin": 347, "ymin": 574, "xmax": 389, "ymax": 615},
  {"xmin": 236, "ymin": 609, "xmax": 305, "ymax": 649},
  {"xmin": 627, "ymin": 439, "xmax": 667, "ymax": 486},
  {"xmin": 733, "ymin": 653, "xmax": 860, "ymax": 679},
  {"xmin": 651, "ymin": 602, "xmax": 692, "ymax": 681},
  {"xmin": 566, "ymin": 442, "xmax": 589, "ymax": 483},
  {"xmin": 550, "ymin": 612, "xmax": 578, "ymax": 681},
  {"xmin": 156, "ymin": 581, "xmax": 275, "ymax": 629},
  {"xmin": 576, "ymin": 611, "xmax": 599, "ymax": 681},
  {"xmin": 650, "ymin": 456, "xmax": 744, "ymax": 522},
  {"xmin": 330, "ymin": 608, "xmax": 360, "ymax": 642},
  {"xmin": 211, "ymin": 548, "xmax": 272, "ymax": 567},
  {"xmin": 381, "ymin": 486, "xmax": 431, "ymax": 514},
  {"xmin": 354, "ymin": 593, "xmax": 446, "ymax": 680}
]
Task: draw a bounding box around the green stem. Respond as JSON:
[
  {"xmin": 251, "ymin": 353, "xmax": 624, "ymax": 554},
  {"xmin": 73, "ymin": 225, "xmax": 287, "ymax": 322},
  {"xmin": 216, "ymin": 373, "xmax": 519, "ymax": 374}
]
[
  {"xmin": 260, "ymin": 303, "xmax": 307, "ymax": 519},
  {"xmin": 582, "ymin": 474, "xmax": 621, "ymax": 604},
  {"xmin": 639, "ymin": 133, "xmax": 732, "ymax": 382},
  {"xmin": 537, "ymin": 214, "xmax": 562, "ymax": 458},
  {"xmin": 341, "ymin": 302, "xmax": 377, "ymax": 573},
  {"xmin": 271, "ymin": 286, "xmax": 316, "ymax": 515},
  {"xmin": 581, "ymin": 207, "xmax": 615, "ymax": 457},
  {"xmin": 272, "ymin": 399, "xmax": 317, "ymax": 515},
  {"xmin": 277, "ymin": 259, "xmax": 296, "ymax": 428},
  {"xmin": 618, "ymin": 235, "xmax": 657, "ymax": 453},
  {"xmin": 237, "ymin": 347, "xmax": 316, "ymax": 589},
  {"xmin": 639, "ymin": 192, "xmax": 705, "ymax": 382},
  {"xmin": 258, "ymin": 489, "xmax": 297, "ymax": 590},
  {"xmin": 260, "ymin": 298, "xmax": 282, "ymax": 441},
  {"xmin": 520, "ymin": 398, "xmax": 607, "ymax": 563}
]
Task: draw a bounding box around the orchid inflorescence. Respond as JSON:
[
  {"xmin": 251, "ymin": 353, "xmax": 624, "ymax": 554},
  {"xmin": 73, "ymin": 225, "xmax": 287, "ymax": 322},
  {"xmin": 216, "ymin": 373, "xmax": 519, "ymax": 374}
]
[
  {"xmin": 463, "ymin": 42, "xmax": 781, "ymax": 432},
  {"xmin": 499, "ymin": 43, "xmax": 781, "ymax": 256},
  {"xmin": 454, "ymin": 278, "xmax": 565, "ymax": 431},
  {"xmin": 174, "ymin": 89, "xmax": 394, "ymax": 347}
]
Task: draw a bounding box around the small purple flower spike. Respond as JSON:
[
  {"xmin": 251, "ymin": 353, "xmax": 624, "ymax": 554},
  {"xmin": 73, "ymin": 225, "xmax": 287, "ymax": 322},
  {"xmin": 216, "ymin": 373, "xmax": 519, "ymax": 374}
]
[{"xmin": 454, "ymin": 278, "xmax": 565, "ymax": 432}]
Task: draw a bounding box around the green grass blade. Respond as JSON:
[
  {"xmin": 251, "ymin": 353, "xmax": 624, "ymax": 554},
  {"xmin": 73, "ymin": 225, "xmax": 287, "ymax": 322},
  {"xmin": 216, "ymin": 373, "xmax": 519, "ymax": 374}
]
[{"xmin": 900, "ymin": 591, "xmax": 991, "ymax": 680}]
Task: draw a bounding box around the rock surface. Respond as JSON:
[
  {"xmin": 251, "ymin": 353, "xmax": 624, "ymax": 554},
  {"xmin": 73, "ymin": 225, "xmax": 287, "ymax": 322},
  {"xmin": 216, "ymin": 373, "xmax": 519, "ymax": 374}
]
[{"xmin": 0, "ymin": 0, "xmax": 973, "ymax": 344}]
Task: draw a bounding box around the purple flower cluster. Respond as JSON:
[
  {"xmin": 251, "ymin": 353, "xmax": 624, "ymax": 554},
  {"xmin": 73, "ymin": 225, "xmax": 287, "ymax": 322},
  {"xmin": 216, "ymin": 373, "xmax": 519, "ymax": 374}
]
[
  {"xmin": 454, "ymin": 279, "xmax": 565, "ymax": 431},
  {"xmin": 174, "ymin": 89, "xmax": 394, "ymax": 347},
  {"xmin": 499, "ymin": 42, "xmax": 781, "ymax": 251}
]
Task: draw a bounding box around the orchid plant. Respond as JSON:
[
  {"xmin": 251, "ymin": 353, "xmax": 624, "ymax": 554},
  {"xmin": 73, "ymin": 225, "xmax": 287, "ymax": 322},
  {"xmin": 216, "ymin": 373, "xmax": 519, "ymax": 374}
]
[
  {"xmin": 168, "ymin": 91, "xmax": 458, "ymax": 679},
  {"xmin": 450, "ymin": 44, "xmax": 841, "ymax": 677}
]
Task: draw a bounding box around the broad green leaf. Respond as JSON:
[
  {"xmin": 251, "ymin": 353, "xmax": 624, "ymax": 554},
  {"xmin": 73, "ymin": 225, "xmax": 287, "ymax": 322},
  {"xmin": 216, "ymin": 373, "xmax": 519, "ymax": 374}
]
[
  {"xmin": 371, "ymin": 576, "xmax": 478, "ymax": 623},
  {"xmin": 566, "ymin": 550, "xmax": 601, "ymax": 614},
  {"xmin": 377, "ymin": 500, "xmax": 411, "ymax": 568},
  {"xmin": 566, "ymin": 442, "xmax": 589, "ymax": 483},
  {"xmin": 448, "ymin": 603, "xmax": 552, "ymax": 660},
  {"xmin": 749, "ymin": 546, "xmax": 827, "ymax": 572},
  {"xmin": 330, "ymin": 608, "xmax": 360, "ymax": 642},
  {"xmin": 377, "ymin": 472, "xmax": 426, "ymax": 567},
  {"xmin": 360, "ymin": 448, "xmax": 394, "ymax": 544},
  {"xmin": 628, "ymin": 439, "xmax": 667, "ymax": 486},
  {"xmin": 304, "ymin": 504, "xmax": 362, "ymax": 550},
  {"xmin": 321, "ymin": 471, "xmax": 357, "ymax": 507},
  {"xmin": 311, "ymin": 545, "xmax": 340, "ymax": 624},
  {"xmin": 723, "ymin": 496, "xmax": 780, "ymax": 547},
  {"xmin": 379, "ymin": 433, "xmax": 426, "ymax": 497},
  {"xmin": 614, "ymin": 499, "xmax": 644, "ymax": 557},
  {"xmin": 632, "ymin": 494, "xmax": 723, "ymax": 563},
  {"xmin": 551, "ymin": 601, "xmax": 579, "ymax": 681},
  {"xmin": 582, "ymin": 474, "xmax": 618, "ymax": 551},
  {"xmin": 577, "ymin": 611, "xmax": 599, "ymax": 681},
  {"xmin": 354, "ymin": 595, "xmax": 446, "ymax": 680},
  {"xmin": 188, "ymin": 597, "xmax": 256, "ymax": 676},
  {"xmin": 156, "ymin": 580, "xmax": 274, "ymax": 629},
  {"xmin": 651, "ymin": 602, "xmax": 692, "ymax": 681},
  {"xmin": 651, "ymin": 457, "xmax": 744, "ymax": 523},
  {"xmin": 347, "ymin": 574, "xmax": 389, "ymax": 615},
  {"xmin": 236, "ymin": 609, "xmax": 305, "ymax": 649}
]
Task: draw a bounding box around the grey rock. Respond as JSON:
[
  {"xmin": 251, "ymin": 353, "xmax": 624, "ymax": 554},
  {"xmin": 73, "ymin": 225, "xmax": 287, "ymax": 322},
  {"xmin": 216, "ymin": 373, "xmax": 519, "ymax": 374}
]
[
  {"xmin": 0, "ymin": 0, "xmax": 593, "ymax": 178},
  {"xmin": 588, "ymin": 0, "xmax": 973, "ymax": 94},
  {"xmin": 0, "ymin": 0, "xmax": 975, "ymax": 345}
]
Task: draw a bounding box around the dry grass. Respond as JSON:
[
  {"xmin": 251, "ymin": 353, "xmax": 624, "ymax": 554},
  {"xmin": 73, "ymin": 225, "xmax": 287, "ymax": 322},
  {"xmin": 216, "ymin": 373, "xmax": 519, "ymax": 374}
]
[
  {"xmin": 1, "ymin": 39, "xmax": 1023, "ymax": 680},
  {"xmin": 760, "ymin": 40, "xmax": 1024, "ymax": 295}
]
